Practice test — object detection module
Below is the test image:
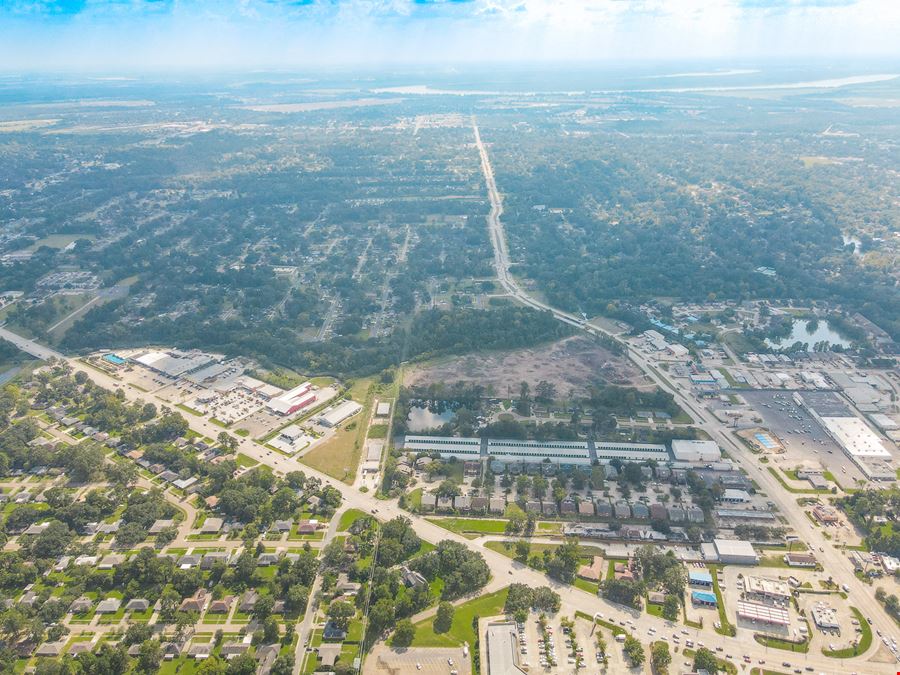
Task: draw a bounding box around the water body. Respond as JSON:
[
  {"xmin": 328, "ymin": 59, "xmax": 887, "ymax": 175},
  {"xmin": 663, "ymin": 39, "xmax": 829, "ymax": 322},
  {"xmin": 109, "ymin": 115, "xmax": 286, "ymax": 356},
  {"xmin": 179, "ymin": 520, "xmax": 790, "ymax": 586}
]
[
  {"xmin": 765, "ymin": 320, "xmax": 852, "ymax": 350},
  {"xmin": 407, "ymin": 405, "xmax": 455, "ymax": 432}
]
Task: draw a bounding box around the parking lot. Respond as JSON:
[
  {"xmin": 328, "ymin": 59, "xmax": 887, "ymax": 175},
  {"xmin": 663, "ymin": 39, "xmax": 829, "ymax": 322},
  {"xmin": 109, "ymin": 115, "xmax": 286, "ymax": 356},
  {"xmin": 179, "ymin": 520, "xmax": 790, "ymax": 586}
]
[{"xmin": 741, "ymin": 390, "xmax": 867, "ymax": 484}]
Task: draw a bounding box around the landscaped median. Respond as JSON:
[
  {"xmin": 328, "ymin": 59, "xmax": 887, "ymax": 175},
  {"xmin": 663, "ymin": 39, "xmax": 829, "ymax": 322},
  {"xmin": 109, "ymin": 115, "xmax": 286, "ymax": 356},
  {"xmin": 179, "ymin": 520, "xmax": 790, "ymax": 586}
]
[
  {"xmin": 754, "ymin": 630, "xmax": 810, "ymax": 654},
  {"xmin": 709, "ymin": 566, "xmax": 736, "ymax": 637},
  {"xmin": 821, "ymin": 607, "xmax": 872, "ymax": 658}
]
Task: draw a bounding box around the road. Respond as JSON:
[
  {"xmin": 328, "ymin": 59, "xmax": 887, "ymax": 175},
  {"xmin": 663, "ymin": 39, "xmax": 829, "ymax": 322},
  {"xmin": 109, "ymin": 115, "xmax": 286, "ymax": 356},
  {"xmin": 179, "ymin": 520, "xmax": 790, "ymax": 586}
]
[
  {"xmin": 471, "ymin": 118, "xmax": 896, "ymax": 672},
  {"xmin": 0, "ymin": 142, "xmax": 892, "ymax": 670},
  {"xmin": 0, "ymin": 309, "xmax": 888, "ymax": 672}
]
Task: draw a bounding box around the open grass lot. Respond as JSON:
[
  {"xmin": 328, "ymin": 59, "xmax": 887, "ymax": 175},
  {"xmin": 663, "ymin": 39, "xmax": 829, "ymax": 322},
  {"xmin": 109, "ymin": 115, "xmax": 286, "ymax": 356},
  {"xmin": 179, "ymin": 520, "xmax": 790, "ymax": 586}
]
[
  {"xmin": 485, "ymin": 540, "xmax": 605, "ymax": 560},
  {"xmin": 301, "ymin": 378, "xmax": 374, "ymax": 484},
  {"xmin": 410, "ymin": 587, "xmax": 509, "ymax": 648},
  {"xmin": 425, "ymin": 517, "xmax": 508, "ymax": 536},
  {"xmin": 338, "ymin": 508, "xmax": 370, "ymax": 531}
]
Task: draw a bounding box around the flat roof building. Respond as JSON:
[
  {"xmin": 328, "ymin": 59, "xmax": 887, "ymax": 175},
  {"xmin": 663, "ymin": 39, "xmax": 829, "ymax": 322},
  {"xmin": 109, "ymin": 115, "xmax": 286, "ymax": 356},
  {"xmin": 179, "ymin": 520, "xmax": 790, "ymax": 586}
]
[
  {"xmin": 819, "ymin": 416, "xmax": 891, "ymax": 459},
  {"xmin": 713, "ymin": 538, "xmax": 759, "ymax": 565},
  {"xmin": 404, "ymin": 435, "xmax": 482, "ymax": 460},
  {"xmin": 744, "ymin": 576, "xmax": 791, "ymax": 602},
  {"xmin": 671, "ymin": 439, "xmax": 722, "ymax": 463},
  {"xmin": 487, "ymin": 439, "xmax": 591, "ymax": 464},
  {"xmin": 316, "ymin": 400, "xmax": 363, "ymax": 428},
  {"xmin": 484, "ymin": 622, "xmax": 527, "ymax": 675},
  {"xmin": 736, "ymin": 600, "xmax": 789, "ymax": 627}
]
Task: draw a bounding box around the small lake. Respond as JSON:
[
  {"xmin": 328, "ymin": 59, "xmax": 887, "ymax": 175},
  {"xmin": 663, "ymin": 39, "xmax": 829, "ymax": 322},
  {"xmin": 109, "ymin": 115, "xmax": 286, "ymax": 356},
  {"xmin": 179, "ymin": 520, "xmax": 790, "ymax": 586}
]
[
  {"xmin": 765, "ymin": 319, "xmax": 852, "ymax": 350},
  {"xmin": 407, "ymin": 405, "xmax": 455, "ymax": 431}
]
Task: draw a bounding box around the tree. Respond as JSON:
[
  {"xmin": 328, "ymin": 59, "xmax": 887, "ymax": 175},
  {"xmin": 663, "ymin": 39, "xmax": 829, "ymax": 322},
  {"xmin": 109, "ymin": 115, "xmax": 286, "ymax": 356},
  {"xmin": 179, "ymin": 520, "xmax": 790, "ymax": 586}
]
[
  {"xmin": 662, "ymin": 595, "xmax": 680, "ymax": 622},
  {"xmin": 263, "ymin": 616, "xmax": 280, "ymax": 643},
  {"xmin": 393, "ymin": 619, "xmax": 416, "ymax": 647},
  {"xmin": 226, "ymin": 653, "xmax": 257, "ymax": 675},
  {"xmin": 651, "ymin": 641, "xmax": 671, "ymax": 672},
  {"xmin": 532, "ymin": 587, "xmax": 561, "ymax": 613},
  {"xmin": 514, "ymin": 539, "xmax": 530, "ymax": 563},
  {"xmin": 546, "ymin": 538, "xmax": 580, "ymax": 584},
  {"xmin": 434, "ymin": 601, "xmax": 454, "ymax": 634},
  {"xmin": 271, "ymin": 655, "xmax": 294, "ymax": 675},
  {"xmin": 623, "ymin": 635, "xmax": 645, "ymax": 667},
  {"xmin": 197, "ymin": 657, "xmax": 228, "ymax": 675},
  {"xmin": 253, "ymin": 595, "xmax": 275, "ymax": 622},
  {"xmin": 693, "ymin": 647, "xmax": 719, "ymax": 674},
  {"xmin": 505, "ymin": 511, "xmax": 525, "ymax": 535},
  {"xmin": 136, "ymin": 640, "xmax": 162, "ymax": 673},
  {"xmin": 327, "ymin": 600, "xmax": 355, "ymax": 630},
  {"xmin": 516, "ymin": 382, "xmax": 531, "ymax": 417}
]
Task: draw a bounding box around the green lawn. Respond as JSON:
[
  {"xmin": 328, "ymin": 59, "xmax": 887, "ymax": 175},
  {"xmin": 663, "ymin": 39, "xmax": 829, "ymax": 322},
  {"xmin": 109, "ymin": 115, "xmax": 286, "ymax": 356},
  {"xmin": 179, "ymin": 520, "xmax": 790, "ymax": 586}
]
[
  {"xmin": 822, "ymin": 607, "xmax": 871, "ymax": 658},
  {"xmin": 337, "ymin": 508, "xmax": 370, "ymax": 532},
  {"xmin": 754, "ymin": 632, "xmax": 810, "ymax": 654},
  {"xmin": 574, "ymin": 578, "xmax": 599, "ymax": 595},
  {"xmin": 710, "ymin": 567, "xmax": 736, "ymax": 637},
  {"xmin": 426, "ymin": 517, "xmax": 508, "ymax": 536},
  {"xmin": 410, "ymin": 588, "xmax": 509, "ymax": 648}
]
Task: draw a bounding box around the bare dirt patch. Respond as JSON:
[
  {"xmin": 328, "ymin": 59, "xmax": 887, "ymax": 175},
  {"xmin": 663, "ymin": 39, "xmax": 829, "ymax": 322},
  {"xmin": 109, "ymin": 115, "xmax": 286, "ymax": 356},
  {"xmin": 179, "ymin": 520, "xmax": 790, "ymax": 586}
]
[{"xmin": 405, "ymin": 335, "xmax": 647, "ymax": 397}]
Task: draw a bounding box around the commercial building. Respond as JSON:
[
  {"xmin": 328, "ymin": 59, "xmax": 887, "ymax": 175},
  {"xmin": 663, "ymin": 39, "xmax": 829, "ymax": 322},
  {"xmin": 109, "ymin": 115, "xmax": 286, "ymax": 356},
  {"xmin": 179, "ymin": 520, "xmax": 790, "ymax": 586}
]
[
  {"xmin": 487, "ymin": 439, "xmax": 592, "ymax": 464},
  {"xmin": 316, "ymin": 400, "xmax": 363, "ymax": 428},
  {"xmin": 593, "ymin": 441, "xmax": 668, "ymax": 464},
  {"xmin": 691, "ymin": 591, "xmax": 717, "ymax": 607},
  {"xmin": 671, "ymin": 439, "xmax": 722, "ymax": 463},
  {"xmin": 736, "ymin": 600, "xmax": 789, "ymax": 627},
  {"xmin": 404, "ymin": 436, "xmax": 482, "ymax": 460},
  {"xmin": 811, "ymin": 603, "xmax": 839, "ymax": 630},
  {"xmin": 403, "ymin": 435, "xmax": 671, "ymax": 465},
  {"xmin": 266, "ymin": 382, "xmax": 317, "ymax": 416},
  {"xmin": 132, "ymin": 350, "xmax": 218, "ymax": 379},
  {"xmin": 819, "ymin": 416, "xmax": 891, "ymax": 460},
  {"xmin": 784, "ymin": 552, "xmax": 817, "ymax": 568},
  {"xmin": 743, "ymin": 576, "xmax": 791, "ymax": 603},
  {"xmin": 721, "ymin": 489, "xmax": 751, "ymax": 503},
  {"xmin": 484, "ymin": 622, "xmax": 527, "ymax": 675},
  {"xmin": 711, "ymin": 538, "xmax": 759, "ymax": 565},
  {"xmin": 689, "ymin": 571, "xmax": 713, "ymax": 588}
]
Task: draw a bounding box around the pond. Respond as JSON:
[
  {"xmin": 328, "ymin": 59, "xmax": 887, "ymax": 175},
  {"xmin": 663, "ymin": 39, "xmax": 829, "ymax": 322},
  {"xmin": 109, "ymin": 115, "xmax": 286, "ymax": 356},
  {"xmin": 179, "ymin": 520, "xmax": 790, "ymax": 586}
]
[
  {"xmin": 406, "ymin": 405, "xmax": 455, "ymax": 432},
  {"xmin": 765, "ymin": 319, "xmax": 852, "ymax": 350}
]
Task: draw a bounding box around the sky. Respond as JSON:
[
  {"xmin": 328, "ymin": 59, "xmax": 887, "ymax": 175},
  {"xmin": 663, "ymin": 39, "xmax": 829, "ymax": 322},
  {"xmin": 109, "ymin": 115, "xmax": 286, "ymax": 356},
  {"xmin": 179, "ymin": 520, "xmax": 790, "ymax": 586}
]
[{"xmin": 0, "ymin": 0, "xmax": 898, "ymax": 72}]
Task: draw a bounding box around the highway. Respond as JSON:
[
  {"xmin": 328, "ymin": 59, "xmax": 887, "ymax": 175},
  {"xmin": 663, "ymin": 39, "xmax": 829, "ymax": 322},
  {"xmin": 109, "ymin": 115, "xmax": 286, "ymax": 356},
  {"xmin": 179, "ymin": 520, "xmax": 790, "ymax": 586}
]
[{"xmin": 472, "ymin": 118, "xmax": 896, "ymax": 672}]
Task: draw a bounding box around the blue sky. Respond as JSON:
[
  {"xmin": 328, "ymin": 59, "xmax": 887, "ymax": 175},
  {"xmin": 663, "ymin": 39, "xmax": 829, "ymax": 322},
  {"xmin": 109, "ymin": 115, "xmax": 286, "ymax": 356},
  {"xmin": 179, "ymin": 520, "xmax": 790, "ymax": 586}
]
[{"xmin": 0, "ymin": 0, "xmax": 897, "ymax": 72}]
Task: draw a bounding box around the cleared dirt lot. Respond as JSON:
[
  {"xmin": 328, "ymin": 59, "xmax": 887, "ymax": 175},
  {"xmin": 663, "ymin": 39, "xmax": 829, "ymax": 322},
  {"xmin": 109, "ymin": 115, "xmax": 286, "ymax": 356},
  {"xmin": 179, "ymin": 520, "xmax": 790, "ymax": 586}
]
[{"xmin": 405, "ymin": 336, "xmax": 646, "ymax": 397}]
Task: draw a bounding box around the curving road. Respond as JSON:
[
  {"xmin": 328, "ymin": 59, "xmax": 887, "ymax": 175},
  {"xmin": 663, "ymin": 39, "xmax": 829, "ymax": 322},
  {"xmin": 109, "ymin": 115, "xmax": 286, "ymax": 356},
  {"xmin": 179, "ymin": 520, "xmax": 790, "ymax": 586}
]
[{"xmin": 472, "ymin": 118, "xmax": 896, "ymax": 673}]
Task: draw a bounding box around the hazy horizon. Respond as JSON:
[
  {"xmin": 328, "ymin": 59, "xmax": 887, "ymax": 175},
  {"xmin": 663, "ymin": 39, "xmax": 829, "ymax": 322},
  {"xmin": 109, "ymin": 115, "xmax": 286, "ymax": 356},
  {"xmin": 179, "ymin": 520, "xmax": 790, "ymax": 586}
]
[{"xmin": 1, "ymin": 0, "xmax": 899, "ymax": 73}]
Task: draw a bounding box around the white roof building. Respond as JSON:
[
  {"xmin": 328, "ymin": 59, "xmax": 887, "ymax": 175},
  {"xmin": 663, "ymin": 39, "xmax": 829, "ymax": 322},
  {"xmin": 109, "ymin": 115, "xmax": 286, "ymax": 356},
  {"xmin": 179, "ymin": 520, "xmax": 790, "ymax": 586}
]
[
  {"xmin": 671, "ymin": 439, "xmax": 722, "ymax": 463},
  {"xmin": 820, "ymin": 416, "xmax": 891, "ymax": 459},
  {"xmin": 317, "ymin": 400, "xmax": 363, "ymax": 427},
  {"xmin": 713, "ymin": 538, "xmax": 759, "ymax": 565}
]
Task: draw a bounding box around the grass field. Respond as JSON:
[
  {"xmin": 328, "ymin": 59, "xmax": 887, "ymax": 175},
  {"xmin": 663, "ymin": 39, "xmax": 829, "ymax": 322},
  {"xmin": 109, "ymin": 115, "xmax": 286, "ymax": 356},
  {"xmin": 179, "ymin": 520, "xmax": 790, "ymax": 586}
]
[
  {"xmin": 409, "ymin": 588, "xmax": 509, "ymax": 648},
  {"xmin": 338, "ymin": 508, "xmax": 369, "ymax": 532},
  {"xmin": 301, "ymin": 378, "xmax": 374, "ymax": 483},
  {"xmin": 426, "ymin": 517, "xmax": 508, "ymax": 536}
]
